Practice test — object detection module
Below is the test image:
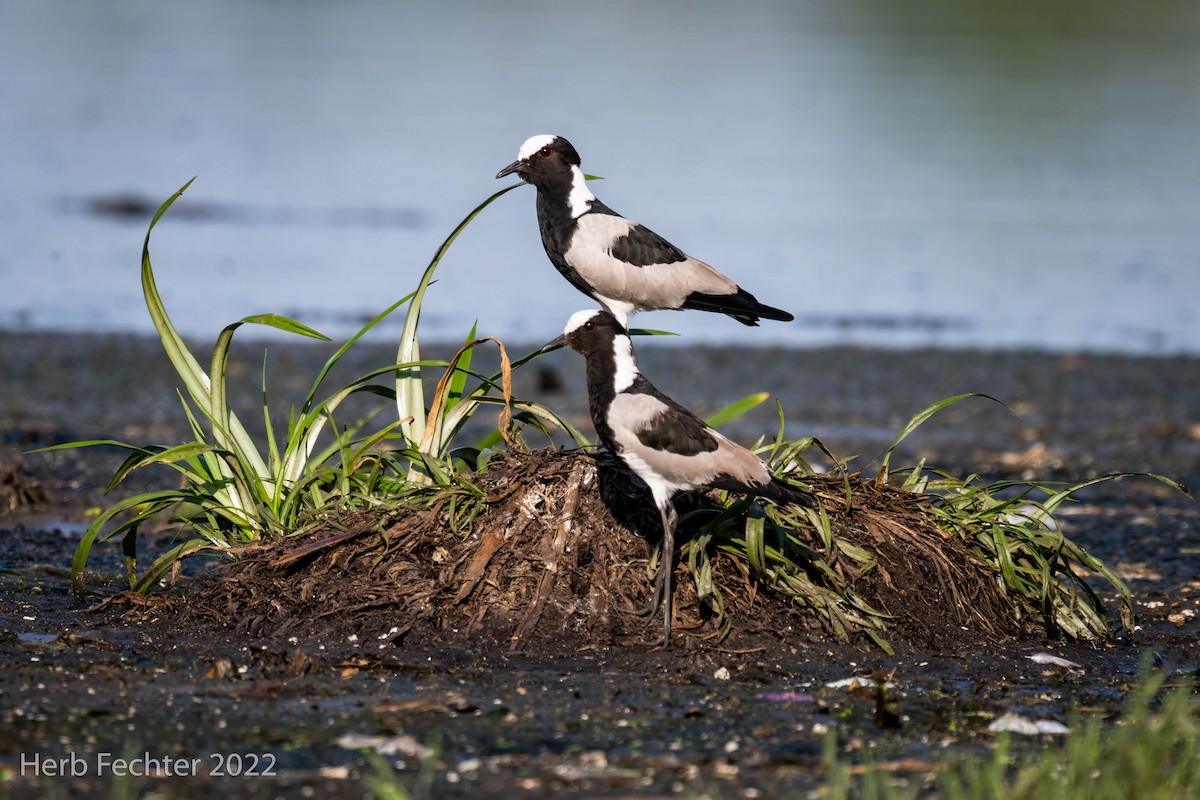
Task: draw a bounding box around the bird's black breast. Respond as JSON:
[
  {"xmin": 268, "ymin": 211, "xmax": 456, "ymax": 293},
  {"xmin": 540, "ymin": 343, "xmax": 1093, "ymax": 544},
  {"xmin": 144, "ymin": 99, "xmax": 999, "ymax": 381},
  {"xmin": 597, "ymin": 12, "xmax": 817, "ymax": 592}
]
[
  {"xmin": 583, "ymin": 351, "xmax": 619, "ymax": 449},
  {"xmin": 535, "ymin": 190, "xmax": 597, "ymax": 297},
  {"xmin": 535, "ymin": 189, "xmax": 576, "ymax": 257}
]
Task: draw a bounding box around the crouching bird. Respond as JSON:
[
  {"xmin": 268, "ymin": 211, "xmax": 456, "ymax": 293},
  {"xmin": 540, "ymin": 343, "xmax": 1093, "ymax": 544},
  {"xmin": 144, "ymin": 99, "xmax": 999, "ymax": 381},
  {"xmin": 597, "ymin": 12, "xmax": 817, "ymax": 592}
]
[
  {"xmin": 541, "ymin": 309, "xmax": 810, "ymax": 645},
  {"xmin": 499, "ymin": 134, "xmax": 795, "ymax": 329}
]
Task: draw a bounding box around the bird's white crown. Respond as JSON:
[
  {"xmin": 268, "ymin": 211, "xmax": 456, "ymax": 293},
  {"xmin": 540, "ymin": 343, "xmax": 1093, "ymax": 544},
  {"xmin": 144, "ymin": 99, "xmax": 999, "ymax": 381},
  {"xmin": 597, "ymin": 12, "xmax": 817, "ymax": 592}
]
[
  {"xmin": 563, "ymin": 309, "xmax": 638, "ymax": 392},
  {"xmin": 563, "ymin": 308, "xmax": 604, "ymax": 335},
  {"xmin": 517, "ymin": 134, "xmax": 559, "ymax": 161}
]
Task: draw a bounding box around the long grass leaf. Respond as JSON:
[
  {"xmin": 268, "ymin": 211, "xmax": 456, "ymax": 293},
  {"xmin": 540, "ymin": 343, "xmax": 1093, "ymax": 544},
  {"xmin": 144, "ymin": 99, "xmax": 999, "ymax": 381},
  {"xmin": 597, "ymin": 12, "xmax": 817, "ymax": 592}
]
[
  {"xmin": 240, "ymin": 313, "xmax": 329, "ymax": 340},
  {"xmin": 446, "ymin": 322, "xmax": 479, "ymax": 414},
  {"xmin": 745, "ymin": 516, "xmax": 767, "ymax": 576},
  {"xmin": 879, "ymin": 393, "xmax": 1007, "ymax": 480},
  {"xmin": 397, "ymin": 182, "xmax": 526, "ymax": 450},
  {"xmin": 131, "ymin": 539, "xmax": 212, "ymax": 592},
  {"xmin": 706, "ymin": 392, "xmax": 769, "ymax": 429},
  {"xmin": 139, "ymin": 183, "xmax": 269, "ymax": 478},
  {"xmin": 70, "ymin": 490, "xmax": 187, "ymax": 594}
]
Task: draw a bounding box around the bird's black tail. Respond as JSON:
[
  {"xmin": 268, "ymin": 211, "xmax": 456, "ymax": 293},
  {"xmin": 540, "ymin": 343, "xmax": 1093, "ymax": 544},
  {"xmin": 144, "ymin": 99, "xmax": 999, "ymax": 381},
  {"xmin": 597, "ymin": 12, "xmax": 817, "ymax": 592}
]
[
  {"xmin": 710, "ymin": 473, "xmax": 815, "ymax": 508},
  {"xmin": 762, "ymin": 477, "xmax": 816, "ymax": 508},
  {"xmin": 682, "ymin": 287, "xmax": 794, "ymax": 327}
]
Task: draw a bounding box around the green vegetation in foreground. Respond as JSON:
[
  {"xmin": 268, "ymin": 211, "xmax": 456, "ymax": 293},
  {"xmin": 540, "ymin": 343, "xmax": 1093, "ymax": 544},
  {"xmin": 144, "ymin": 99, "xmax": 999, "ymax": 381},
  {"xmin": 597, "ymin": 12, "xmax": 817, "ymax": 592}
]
[
  {"xmin": 48, "ymin": 179, "xmax": 586, "ymax": 594},
  {"xmin": 49, "ymin": 182, "xmax": 1185, "ymax": 649},
  {"xmin": 675, "ymin": 398, "xmax": 1184, "ymax": 651},
  {"xmin": 823, "ymin": 669, "xmax": 1199, "ymax": 800}
]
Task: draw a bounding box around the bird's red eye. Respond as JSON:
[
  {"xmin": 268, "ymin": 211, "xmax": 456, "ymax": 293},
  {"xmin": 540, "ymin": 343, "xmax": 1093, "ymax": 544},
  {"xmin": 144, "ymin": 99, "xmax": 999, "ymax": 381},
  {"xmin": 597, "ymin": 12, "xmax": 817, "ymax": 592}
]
[
  {"xmin": 538, "ymin": 146, "xmax": 552, "ymax": 158},
  {"xmin": 584, "ymin": 320, "xmax": 595, "ymax": 330}
]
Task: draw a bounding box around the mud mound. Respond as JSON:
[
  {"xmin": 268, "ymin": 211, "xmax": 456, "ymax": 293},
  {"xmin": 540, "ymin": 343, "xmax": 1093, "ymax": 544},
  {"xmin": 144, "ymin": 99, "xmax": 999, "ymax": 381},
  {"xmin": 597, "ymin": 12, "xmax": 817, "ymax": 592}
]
[{"xmin": 177, "ymin": 449, "xmax": 1034, "ymax": 654}]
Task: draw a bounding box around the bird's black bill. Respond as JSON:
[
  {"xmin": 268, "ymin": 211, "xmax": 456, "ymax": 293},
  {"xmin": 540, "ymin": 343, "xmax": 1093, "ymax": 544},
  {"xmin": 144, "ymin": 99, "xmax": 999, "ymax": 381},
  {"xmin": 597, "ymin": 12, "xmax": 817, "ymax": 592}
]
[
  {"xmin": 495, "ymin": 160, "xmax": 523, "ymax": 179},
  {"xmin": 539, "ymin": 334, "xmax": 567, "ymax": 354}
]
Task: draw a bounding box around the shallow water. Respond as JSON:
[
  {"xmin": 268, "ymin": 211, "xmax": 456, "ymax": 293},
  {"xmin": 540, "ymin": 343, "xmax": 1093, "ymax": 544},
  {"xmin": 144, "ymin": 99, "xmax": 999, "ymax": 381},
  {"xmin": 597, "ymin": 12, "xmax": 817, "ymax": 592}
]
[{"xmin": 3, "ymin": 1, "xmax": 1200, "ymax": 353}]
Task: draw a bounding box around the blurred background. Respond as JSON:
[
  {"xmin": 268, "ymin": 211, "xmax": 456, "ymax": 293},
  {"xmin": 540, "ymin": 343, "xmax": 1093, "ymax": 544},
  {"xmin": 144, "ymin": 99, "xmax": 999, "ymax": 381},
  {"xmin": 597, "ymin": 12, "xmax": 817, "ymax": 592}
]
[{"xmin": 2, "ymin": 0, "xmax": 1198, "ymax": 353}]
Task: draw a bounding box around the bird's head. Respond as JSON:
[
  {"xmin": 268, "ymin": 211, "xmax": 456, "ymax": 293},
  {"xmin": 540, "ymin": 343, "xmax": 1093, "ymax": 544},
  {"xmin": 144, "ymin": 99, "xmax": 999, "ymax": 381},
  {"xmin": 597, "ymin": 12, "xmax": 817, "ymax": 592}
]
[
  {"xmin": 496, "ymin": 134, "xmax": 582, "ymax": 187},
  {"xmin": 541, "ymin": 309, "xmax": 640, "ymax": 393},
  {"xmin": 539, "ymin": 308, "xmax": 628, "ymax": 357}
]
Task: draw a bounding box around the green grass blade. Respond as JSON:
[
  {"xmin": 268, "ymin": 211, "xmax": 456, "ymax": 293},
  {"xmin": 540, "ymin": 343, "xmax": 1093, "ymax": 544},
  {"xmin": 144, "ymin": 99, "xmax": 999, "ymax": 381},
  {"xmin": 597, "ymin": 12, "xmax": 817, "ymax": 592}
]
[
  {"xmin": 705, "ymin": 392, "xmax": 769, "ymax": 429},
  {"xmin": 131, "ymin": 539, "xmax": 212, "ymax": 592},
  {"xmin": 70, "ymin": 491, "xmax": 187, "ymax": 594},
  {"xmin": 139, "ymin": 181, "xmax": 217, "ymax": 412},
  {"xmin": 397, "ymin": 182, "xmax": 526, "ymax": 450},
  {"xmin": 33, "ymin": 440, "xmax": 164, "ymax": 492},
  {"xmin": 879, "ymin": 393, "xmax": 1006, "ymax": 480},
  {"xmin": 139, "ymin": 183, "xmax": 268, "ymax": 479},
  {"xmin": 627, "ymin": 328, "xmax": 679, "ymax": 338},
  {"xmin": 240, "ymin": 314, "xmax": 329, "ymax": 340},
  {"xmin": 744, "ymin": 516, "xmax": 767, "ymax": 576},
  {"xmin": 33, "ymin": 438, "xmax": 150, "ymax": 453},
  {"xmin": 261, "ymin": 352, "xmax": 282, "ymax": 478},
  {"xmin": 445, "ymin": 322, "xmax": 479, "ymax": 414},
  {"xmin": 208, "ymin": 314, "xmax": 326, "ymax": 477}
]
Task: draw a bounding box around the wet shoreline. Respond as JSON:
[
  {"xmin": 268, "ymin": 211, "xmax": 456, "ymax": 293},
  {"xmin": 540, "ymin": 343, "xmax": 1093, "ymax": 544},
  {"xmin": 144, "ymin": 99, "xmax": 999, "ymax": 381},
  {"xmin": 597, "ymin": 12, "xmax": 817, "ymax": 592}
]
[
  {"xmin": 4, "ymin": 329, "xmax": 1198, "ymax": 492},
  {"xmin": 2, "ymin": 330, "xmax": 1198, "ymax": 798}
]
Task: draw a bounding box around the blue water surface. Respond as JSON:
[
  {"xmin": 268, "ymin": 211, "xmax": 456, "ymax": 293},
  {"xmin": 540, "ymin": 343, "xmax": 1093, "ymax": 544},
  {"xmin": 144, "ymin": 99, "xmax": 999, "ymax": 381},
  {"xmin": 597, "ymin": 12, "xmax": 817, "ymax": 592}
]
[{"xmin": 2, "ymin": 1, "xmax": 1198, "ymax": 353}]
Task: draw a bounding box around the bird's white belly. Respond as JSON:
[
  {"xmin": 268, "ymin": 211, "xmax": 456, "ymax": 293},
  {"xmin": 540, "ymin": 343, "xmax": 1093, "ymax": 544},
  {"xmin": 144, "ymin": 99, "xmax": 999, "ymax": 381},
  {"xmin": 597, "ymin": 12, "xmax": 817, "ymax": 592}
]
[{"xmin": 591, "ymin": 295, "xmax": 639, "ymax": 328}]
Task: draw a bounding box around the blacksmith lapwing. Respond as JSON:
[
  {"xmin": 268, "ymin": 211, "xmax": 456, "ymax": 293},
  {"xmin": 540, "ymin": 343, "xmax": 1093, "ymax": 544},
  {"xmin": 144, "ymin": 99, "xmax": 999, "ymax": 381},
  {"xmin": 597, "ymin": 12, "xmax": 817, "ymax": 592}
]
[
  {"xmin": 499, "ymin": 135, "xmax": 795, "ymax": 329},
  {"xmin": 541, "ymin": 309, "xmax": 810, "ymax": 644}
]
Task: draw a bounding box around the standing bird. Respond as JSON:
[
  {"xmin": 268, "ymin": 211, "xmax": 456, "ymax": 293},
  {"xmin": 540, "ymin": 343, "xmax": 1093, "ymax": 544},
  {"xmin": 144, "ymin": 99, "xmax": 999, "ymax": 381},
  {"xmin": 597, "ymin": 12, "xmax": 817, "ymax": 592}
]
[
  {"xmin": 541, "ymin": 309, "xmax": 810, "ymax": 644},
  {"xmin": 498, "ymin": 135, "xmax": 795, "ymax": 329}
]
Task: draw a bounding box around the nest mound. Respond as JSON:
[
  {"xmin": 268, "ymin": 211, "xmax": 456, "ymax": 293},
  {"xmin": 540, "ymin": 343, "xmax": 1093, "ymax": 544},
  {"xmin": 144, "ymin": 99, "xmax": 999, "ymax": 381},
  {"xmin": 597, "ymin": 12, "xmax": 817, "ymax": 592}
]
[{"xmin": 181, "ymin": 449, "xmax": 1035, "ymax": 654}]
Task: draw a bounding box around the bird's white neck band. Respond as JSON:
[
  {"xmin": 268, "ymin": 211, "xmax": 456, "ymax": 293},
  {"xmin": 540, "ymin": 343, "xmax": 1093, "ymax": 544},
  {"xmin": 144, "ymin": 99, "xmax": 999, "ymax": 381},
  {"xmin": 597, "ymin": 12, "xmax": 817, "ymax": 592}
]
[
  {"xmin": 568, "ymin": 165, "xmax": 595, "ymax": 218},
  {"xmin": 611, "ymin": 334, "xmax": 638, "ymax": 393}
]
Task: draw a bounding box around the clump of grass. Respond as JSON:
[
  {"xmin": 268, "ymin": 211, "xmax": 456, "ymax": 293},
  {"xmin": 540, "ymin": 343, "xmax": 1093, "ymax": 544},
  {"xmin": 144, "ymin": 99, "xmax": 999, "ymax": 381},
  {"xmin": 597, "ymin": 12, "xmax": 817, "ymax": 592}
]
[
  {"xmin": 684, "ymin": 430, "xmax": 895, "ymax": 649},
  {"xmin": 884, "ymin": 396, "xmax": 1185, "ymax": 640},
  {"xmin": 676, "ymin": 394, "xmax": 1185, "ymax": 647},
  {"xmin": 823, "ymin": 668, "xmax": 1200, "ymax": 800},
  {"xmin": 49, "ymin": 180, "xmax": 583, "ymax": 595}
]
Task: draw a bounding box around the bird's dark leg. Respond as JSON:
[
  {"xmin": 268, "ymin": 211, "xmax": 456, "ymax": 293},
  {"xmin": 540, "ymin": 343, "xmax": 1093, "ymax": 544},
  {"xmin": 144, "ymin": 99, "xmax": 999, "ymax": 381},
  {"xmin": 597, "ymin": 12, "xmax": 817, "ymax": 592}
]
[
  {"xmin": 625, "ymin": 500, "xmax": 679, "ymax": 646},
  {"xmin": 656, "ymin": 501, "xmax": 678, "ymax": 646},
  {"xmin": 628, "ymin": 545, "xmax": 668, "ymax": 618},
  {"xmin": 626, "ymin": 498, "xmax": 674, "ymax": 619}
]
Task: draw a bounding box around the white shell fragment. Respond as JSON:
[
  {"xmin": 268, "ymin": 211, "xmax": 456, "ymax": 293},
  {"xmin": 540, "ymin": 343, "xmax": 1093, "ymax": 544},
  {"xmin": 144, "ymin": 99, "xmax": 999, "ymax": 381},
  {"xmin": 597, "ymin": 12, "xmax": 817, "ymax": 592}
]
[
  {"xmin": 988, "ymin": 712, "xmax": 1070, "ymax": 735},
  {"xmin": 824, "ymin": 676, "xmax": 898, "ymax": 690},
  {"xmin": 336, "ymin": 733, "xmax": 433, "ymax": 758},
  {"xmin": 1027, "ymin": 652, "xmax": 1083, "ymax": 669}
]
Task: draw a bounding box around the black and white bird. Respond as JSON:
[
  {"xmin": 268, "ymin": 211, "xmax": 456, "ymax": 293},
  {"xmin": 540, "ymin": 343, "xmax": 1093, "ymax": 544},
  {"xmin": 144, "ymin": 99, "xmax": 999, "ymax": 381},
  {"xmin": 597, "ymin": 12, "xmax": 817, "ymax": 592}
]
[
  {"xmin": 498, "ymin": 135, "xmax": 795, "ymax": 329},
  {"xmin": 541, "ymin": 309, "xmax": 810, "ymax": 645}
]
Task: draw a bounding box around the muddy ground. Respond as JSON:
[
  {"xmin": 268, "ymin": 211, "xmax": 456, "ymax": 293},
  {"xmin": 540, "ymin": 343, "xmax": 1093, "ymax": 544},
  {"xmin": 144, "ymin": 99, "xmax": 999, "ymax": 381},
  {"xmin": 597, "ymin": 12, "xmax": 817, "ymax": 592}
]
[{"xmin": 1, "ymin": 331, "xmax": 1198, "ymax": 798}]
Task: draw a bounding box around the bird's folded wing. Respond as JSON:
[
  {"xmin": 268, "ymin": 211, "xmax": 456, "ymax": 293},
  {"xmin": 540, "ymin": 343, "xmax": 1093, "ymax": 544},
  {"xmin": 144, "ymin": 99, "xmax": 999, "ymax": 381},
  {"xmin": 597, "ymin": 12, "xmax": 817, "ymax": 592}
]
[
  {"xmin": 609, "ymin": 393, "xmax": 773, "ymax": 491},
  {"xmin": 568, "ymin": 214, "xmax": 738, "ymax": 306},
  {"xmin": 608, "ymin": 223, "xmax": 686, "ymax": 266},
  {"xmin": 621, "ymin": 395, "xmax": 718, "ymax": 457}
]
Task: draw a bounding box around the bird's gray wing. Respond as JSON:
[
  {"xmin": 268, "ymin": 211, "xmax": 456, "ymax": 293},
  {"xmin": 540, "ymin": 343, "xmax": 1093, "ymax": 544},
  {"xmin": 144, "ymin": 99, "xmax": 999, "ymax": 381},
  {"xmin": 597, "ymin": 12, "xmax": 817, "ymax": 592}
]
[
  {"xmin": 609, "ymin": 223, "xmax": 686, "ymax": 266},
  {"xmin": 567, "ymin": 214, "xmax": 738, "ymax": 310},
  {"xmin": 608, "ymin": 392, "xmax": 773, "ymax": 494}
]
